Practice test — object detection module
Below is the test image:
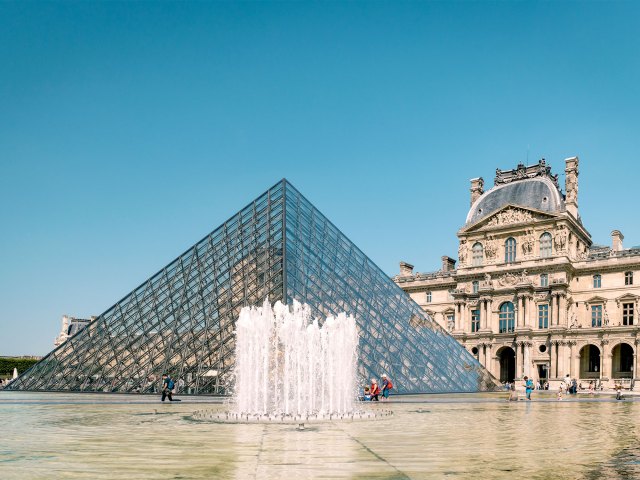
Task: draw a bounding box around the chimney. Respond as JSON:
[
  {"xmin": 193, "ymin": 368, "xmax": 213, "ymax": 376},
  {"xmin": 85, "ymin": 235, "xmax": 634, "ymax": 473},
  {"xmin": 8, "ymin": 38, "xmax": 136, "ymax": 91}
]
[
  {"xmin": 399, "ymin": 261, "xmax": 414, "ymax": 277},
  {"xmin": 441, "ymin": 256, "xmax": 456, "ymax": 272},
  {"xmin": 611, "ymin": 230, "xmax": 624, "ymax": 252},
  {"xmin": 470, "ymin": 177, "xmax": 484, "ymax": 206},
  {"xmin": 564, "ymin": 157, "xmax": 579, "ymax": 218}
]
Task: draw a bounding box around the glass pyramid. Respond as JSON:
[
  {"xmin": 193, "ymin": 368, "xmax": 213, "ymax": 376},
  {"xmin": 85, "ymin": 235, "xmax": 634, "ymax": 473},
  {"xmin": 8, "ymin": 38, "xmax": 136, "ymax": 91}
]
[{"xmin": 9, "ymin": 180, "xmax": 497, "ymax": 394}]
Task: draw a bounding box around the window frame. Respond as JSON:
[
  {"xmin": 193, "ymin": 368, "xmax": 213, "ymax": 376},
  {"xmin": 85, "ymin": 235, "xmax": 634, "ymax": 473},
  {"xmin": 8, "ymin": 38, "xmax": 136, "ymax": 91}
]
[
  {"xmin": 540, "ymin": 273, "xmax": 549, "ymax": 287},
  {"xmin": 538, "ymin": 304, "xmax": 549, "ymax": 329},
  {"xmin": 593, "ymin": 274, "xmax": 602, "ymax": 288},
  {"xmin": 426, "ymin": 291, "xmax": 432, "ymax": 303},
  {"xmin": 539, "ymin": 232, "xmax": 553, "ymax": 258},
  {"xmin": 472, "ymin": 242, "xmax": 484, "ymax": 266},
  {"xmin": 591, "ymin": 304, "xmax": 603, "ymax": 327},
  {"xmin": 499, "ymin": 302, "xmax": 515, "ymax": 333},
  {"xmin": 623, "ymin": 302, "xmax": 634, "ymax": 326},
  {"xmin": 472, "ymin": 280, "xmax": 479, "ymax": 294},
  {"xmin": 471, "ymin": 309, "xmax": 480, "ymax": 333},
  {"xmin": 625, "ymin": 271, "xmax": 633, "ymax": 286},
  {"xmin": 505, "ymin": 237, "xmax": 517, "ymax": 263}
]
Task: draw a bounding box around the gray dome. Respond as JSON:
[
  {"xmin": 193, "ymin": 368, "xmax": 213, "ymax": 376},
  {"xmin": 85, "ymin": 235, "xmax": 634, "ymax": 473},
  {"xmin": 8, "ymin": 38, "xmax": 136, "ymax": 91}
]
[{"xmin": 466, "ymin": 177, "xmax": 564, "ymax": 225}]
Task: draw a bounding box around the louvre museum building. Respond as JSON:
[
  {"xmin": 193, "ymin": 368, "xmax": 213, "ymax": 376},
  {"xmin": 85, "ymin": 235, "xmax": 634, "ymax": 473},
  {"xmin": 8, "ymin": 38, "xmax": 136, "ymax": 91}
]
[{"xmin": 394, "ymin": 157, "xmax": 639, "ymax": 389}]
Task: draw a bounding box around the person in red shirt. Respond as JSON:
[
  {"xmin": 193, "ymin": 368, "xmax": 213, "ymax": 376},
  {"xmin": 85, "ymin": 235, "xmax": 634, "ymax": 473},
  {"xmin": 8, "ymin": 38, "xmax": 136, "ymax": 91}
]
[{"xmin": 370, "ymin": 378, "xmax": 380, "ymax": 401}]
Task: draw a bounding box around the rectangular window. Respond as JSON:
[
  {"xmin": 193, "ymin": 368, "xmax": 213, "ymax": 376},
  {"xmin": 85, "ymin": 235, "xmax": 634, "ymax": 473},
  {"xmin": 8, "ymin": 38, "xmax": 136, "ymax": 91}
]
[
  {"xmin": 472, "ymin": 281, "xmax": 479, "ymax": 294},
  {"xmin": 426, "ymin": 292, "xmax": 432, "ymax": 303},
  {"xmin": 593, "ymin": 275, "xmax": 602, "ymax": 288},
  {"xmin": 625, "ymin": 272, "xmax": 633, "ymax": 285},
  {"xmin": 471, "ymin": 309, "xmax": 480, "ymax": 333},
  {"xmin": 591, "ymin": 305, "xmax": 603, "ymax": 327},
  {"xmin": 446, "ymin": 314, "xmax": 455, "ymax": 331},
  {"xmin": 540, "ymin": 274, "xmax": 548, "ymax": 287},
  {"xmin": 623, "ymin": 302, "xmax": 634, "ymax": 326},
  {"xmin": 538, "ymin": 304, "xmax": 549, "ymax": 329}
]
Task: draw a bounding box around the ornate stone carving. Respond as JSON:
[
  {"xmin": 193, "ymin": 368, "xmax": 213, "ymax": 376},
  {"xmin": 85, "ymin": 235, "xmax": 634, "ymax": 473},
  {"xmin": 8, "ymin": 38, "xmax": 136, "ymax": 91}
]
[
  {"xmin": 458, "ymin": 240, "xmax": 467, "ymax": 265},
  {"xmin": 486, "ymin": 207, "xmax": 534, "ymax": 227},
  {"xmin": 554, "ymin": 225, "xmax": 568, "ymax": 252},
  {"xmin": 522, "ymin": 230, "xmax": 535, "ymax": 256},
  {"xmin": 494, "ymin": 159, "xmax": 560, "ymax": 188},
  {"xmin": 498, "ymin": 272, "xmax": 519, "ymax": 286},
  {"xmin": 485, "ymin": 237, "xmax": 498, "ymax": 259}
]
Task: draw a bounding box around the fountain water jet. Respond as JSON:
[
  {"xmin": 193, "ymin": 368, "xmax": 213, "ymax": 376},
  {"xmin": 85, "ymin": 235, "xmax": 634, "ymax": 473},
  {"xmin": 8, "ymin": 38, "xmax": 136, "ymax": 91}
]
[
  {"xmin": 191, "ymin": 299, "xmax": 393, "ymax": 424},
  {"xmin": 234, "ymin": 299, "xmax": 358, "ymax": 417}
]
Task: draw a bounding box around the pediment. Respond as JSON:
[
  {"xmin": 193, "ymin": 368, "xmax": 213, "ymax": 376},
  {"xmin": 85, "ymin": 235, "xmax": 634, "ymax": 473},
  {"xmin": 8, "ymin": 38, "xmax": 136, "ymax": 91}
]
[
  {"xmin": 460, "ymin": 204, "xmax": 558, "ymax": 233},
  {"xmin": 615, "ymin": 293, "xmax": 639, "ymax": 306},
  {"xmin": 585, "ymin": 295, "xmax": 608, "ymax": 305}
]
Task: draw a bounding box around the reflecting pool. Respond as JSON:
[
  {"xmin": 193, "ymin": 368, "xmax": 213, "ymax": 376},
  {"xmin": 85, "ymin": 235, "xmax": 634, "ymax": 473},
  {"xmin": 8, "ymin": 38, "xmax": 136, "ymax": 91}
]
[{"xmin": 2, "ymin": 392, "xmax": 640, "ymax": 479}]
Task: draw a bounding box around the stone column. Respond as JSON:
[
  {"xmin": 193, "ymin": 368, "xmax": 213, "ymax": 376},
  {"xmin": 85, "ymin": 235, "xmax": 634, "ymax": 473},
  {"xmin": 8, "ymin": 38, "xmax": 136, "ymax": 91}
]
[
  {"xmin": 550, "ymin": 341, "xmax": 557, "ymax": 378},
  {"xmin": 602, "ymin": 341, "xmax": 612, "ymax": 381},
  {"xmin": 485, "ymin": 343, "xmax": 493, "ymax": 375},
  {"xmin": 516, "ymin": 342, "xmax": 523, "ymax": 379},
  {"xmin": 557, "ymin": 341, "xmax": 566, "ymax": 378},
  {"xmin": 549, "ymin": 294, "xmax": 556, "ymax": 326},
  {"xmin": 527, "ymin": 295, "xmax": 535, "ymax": 328},
  {"xmin": 559, "ymin": 294, "xmax": 567, "ymax": 327},
  {"xmin": 568, "ymin": 341, "xmax": 576, "ymax": 378},
  {"xmin": 633, "ymin": 341, "xmax": 639, "ymax": 390},
  {"xmin": 523, "ymin": 342, "xmax": 531, "ymax": 378},
  {"xmin": 517, "ymin": 296, "xmax": 524, "ymax": 328}
]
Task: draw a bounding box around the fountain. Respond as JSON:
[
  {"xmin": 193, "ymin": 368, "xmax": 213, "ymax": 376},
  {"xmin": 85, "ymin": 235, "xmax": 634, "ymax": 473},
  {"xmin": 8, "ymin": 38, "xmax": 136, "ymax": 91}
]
[{"xmin": 192, "ymin": 299, "xmax": 392, "ymax": 423}]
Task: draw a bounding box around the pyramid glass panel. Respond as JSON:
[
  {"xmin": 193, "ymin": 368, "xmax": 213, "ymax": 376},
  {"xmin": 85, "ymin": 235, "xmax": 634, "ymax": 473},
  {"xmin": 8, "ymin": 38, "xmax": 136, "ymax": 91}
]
[{"xmin": 9, "ymin": 180, "xmax": 497, "ymax": 394}]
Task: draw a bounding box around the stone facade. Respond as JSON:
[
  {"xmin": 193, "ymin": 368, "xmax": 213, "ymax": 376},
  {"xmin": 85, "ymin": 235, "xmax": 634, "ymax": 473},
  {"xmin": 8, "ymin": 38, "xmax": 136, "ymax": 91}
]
[{"xmin": 394, "ymin": 157, "xmax": 640, "ymax": 389}]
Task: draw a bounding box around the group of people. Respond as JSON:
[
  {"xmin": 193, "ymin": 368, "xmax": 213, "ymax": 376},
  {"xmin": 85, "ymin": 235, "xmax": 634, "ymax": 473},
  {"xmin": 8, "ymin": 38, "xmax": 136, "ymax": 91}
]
[{"xmin": 362, "ymin": 374, "xmax": 393, "ymax": 401}]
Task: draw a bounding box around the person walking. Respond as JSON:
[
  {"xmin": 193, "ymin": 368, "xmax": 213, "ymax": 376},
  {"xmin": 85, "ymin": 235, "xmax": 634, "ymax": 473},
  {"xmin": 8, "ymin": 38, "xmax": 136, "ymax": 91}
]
[
  {"xmin": 524, "ymin": 376, "xmax": 534, "ymax": 401},
  {"xmin": 381, "ymin": 374, "xmax": 393, "ymax": 401},
  {"xmin": 370, "ymin": 378, "xmax": 380, "ymax": 401},
  {"xmin": 161, "ymin": 373, "xmax": 175, "ymax": 402}
]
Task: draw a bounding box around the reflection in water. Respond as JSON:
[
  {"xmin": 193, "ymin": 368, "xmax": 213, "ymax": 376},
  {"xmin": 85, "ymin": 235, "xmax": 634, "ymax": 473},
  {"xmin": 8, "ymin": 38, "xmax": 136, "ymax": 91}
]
[{"xmin": 1, "ymin": 392, "xmax": 640, "ymax": 479}]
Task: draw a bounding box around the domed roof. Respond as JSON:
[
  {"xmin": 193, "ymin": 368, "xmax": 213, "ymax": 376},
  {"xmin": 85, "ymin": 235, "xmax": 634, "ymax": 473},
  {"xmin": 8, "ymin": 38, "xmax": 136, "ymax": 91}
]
[{"xmin": 466, "ymin": 176, "xmax": 564, "ymax": 225}]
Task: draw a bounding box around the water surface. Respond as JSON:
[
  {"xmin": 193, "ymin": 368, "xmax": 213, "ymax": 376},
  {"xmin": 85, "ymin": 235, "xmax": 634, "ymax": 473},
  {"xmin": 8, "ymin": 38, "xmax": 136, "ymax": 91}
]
[{"xmin": 2, "ymin": 391, "xmax": 639, "ymax": 479}]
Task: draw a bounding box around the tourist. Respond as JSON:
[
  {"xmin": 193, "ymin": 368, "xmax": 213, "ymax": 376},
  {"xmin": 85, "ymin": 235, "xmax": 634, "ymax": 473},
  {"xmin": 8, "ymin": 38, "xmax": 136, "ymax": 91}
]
[
  {"xmin": 588, "ymin": 381, "xmax": 595, "ymax": 395},
  {"xmin": 508, "ymin": 382, "xmax": 518, "ymax": 402},
  {"xmin": 571, "ymin": 378, "xmax": 578, "ymax": 395},
  {"xmin": 616, "ymin": 384, "xmax": 623, "ymax": 401},
  {"xmin": 523, "ymin": 376, "xmax": 533, "ymax": 400},
  {"xmin": 381, "ymin": 374, "xmax": 393, "ymax": 401},
  {"xmin": 535, "ymin": 380, "xmax": 541, "ymax": 390},
  {"xmin": 161, "ymin": 373, "xmax": 175, "ymax": 402},
  {"xmin": 370, "ymin": 378, "xmax": 380, "ymax": 401},
  {"xmin": 557, "ymin": 388, "xmax": 563, "ymax": 401},
  {"xmin": 363, "ymin": 385, "xmax": 371, "ymax": 401}
]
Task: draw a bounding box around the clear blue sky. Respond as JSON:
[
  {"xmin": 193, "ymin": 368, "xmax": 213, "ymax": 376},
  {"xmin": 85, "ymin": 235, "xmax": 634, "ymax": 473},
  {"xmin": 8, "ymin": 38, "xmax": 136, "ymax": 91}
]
[{"xmin": 1, "ymin": 2, "xmax": 639, "ymax": 356}]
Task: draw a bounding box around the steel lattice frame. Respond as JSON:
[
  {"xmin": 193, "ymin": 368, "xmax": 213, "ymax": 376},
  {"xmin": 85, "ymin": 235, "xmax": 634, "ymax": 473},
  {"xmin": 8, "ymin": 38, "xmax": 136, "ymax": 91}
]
[{"xmin": 10, "ymin": 180, "xmax": 498, "ymax": 394}]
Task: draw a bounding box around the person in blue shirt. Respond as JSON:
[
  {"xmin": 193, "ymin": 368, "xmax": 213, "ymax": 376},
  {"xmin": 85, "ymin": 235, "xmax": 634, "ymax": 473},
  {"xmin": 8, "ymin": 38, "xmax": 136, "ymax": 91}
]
[
  {"xmin": 524, "ymin": 376, "xmax": 534, "ymax": 400},
  {"xmin": 161, "ymin": 373, "xmax": 175, "ymax": 402}
]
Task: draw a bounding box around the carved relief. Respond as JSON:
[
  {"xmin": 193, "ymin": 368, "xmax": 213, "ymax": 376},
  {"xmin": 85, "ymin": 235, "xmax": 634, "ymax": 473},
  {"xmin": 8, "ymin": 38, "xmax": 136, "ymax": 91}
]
[
  {"xmin": 486, "ymin": 207, "xmax": 534, "ymax": 227},
  {"xmin": 485, "ymin": 237, "xmax": 498, "ymax": 260},
  {"xmin": 522, "ymin": 230, "xmax": 535, "ymax": 256},
  {"xmin": 498, "ymin": 273, "xmax": 519, "ymax": 286},
  {"xmin": 458, "ymin": 240, "xmax": 467, "ymax": 265},
  {"xmin": 554, "ymin": 225, "xmax": 568, "ymax": 252}
]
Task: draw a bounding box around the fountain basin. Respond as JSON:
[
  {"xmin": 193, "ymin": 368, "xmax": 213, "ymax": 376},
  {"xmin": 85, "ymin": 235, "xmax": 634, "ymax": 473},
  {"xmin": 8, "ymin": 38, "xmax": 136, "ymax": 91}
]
[{"xmin": 191, "ymin": 408, "xmax": 393, "ymax": 424}]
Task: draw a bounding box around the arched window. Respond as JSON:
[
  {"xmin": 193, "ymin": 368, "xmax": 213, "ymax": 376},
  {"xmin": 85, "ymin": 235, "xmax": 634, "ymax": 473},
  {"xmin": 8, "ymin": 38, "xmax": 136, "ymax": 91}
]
[
  {"xmin": 505, "ymin": 237, "xmax": 517, "ymax": 263},
  {"xmin": 499, "ymin": 302, "xmax": 515, "ymax": 333},
  {"xmin": 472, "ymin": 280, "xmax": 479, "ymax": 294},
  {"xmin": 540, "ymin": 274, "xmax": 548, "ymax": 287},
  {"xmin": 593, "ymin": 274, "xmax": 602, "ymax": 288},
  {"xmin": 540, "ymin": 232, "xmax": 552, "ymax": 258},
  {"xmin": 472, "ymin": 242, "xmax": 483, "ymax": 266}
]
